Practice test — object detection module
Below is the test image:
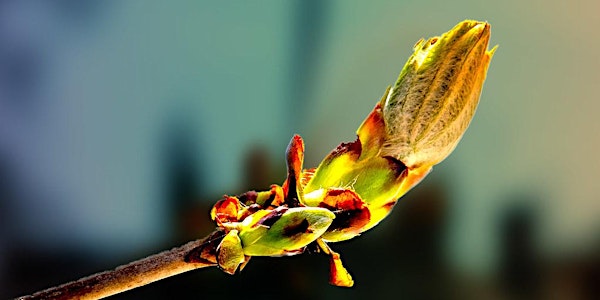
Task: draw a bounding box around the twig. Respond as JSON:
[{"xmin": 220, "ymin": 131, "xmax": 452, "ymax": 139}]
[{"xmin": 16, "ymin": 231, "xmax": 221, "ymax": 300}]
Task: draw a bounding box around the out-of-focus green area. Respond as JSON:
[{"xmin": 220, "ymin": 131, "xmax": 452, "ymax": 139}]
[{"xmin": 1, "ymin": 1, "xmax": 598, "ymax": 299}]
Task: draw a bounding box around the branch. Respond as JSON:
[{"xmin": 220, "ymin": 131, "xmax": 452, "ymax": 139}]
[{"xmin": 16, "ymin": 231, "xmax": 221, "ymax": 300}]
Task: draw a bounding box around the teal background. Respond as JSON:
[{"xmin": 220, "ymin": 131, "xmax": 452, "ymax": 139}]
[{"xmin": 1, "ymin": 0, "xmax": 598, "ymax": 299}]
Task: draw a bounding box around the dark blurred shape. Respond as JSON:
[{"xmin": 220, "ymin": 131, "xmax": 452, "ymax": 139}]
[
  {"xmin": 5, "ymin": 248, "xmax": 104, "ymax": 299},
  {"xmin": 499, "ymin": 204, "xmax": 542, "ymax": 299},
  {"xmin": 0, "ymin": 40, "xmax": 44, "ymax": 109},
  {"xmin": 0, "ymin": 153, "xmax": 11, "ymax": 298},
  {"xmin": 288, "ymin": 0, "xmax": 328, "ymax": 129},
  {"xmin": 242, "ymin": 145, "xmax": 273, "ymax": 191},
  {"xmin": 542, "ymin": 242, "xmax": 600, "ymax": 300},
  {"xmin": 160, "ymin": 112, "xmax": 204, "ymax": 242},
  {"xmin": 54, "ymin": 0, "xmax": 106, "ymax": 24},
  {"xmin": 0, "ymin": 152, "xmax": 10, "ymax": 232},
  {"xmin": 581, "ymin": 254, "xmax": 600, "ymax": 300}
]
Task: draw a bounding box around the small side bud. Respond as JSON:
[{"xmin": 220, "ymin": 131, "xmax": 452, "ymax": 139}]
[{"xmin": 216, "ymin": 230, "xmax": 246, "ymax": 275}]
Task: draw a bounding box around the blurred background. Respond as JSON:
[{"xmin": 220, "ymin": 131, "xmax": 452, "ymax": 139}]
[{"xmin": 1, "ymin": 0, "xmax": 598, "ymax": 299}]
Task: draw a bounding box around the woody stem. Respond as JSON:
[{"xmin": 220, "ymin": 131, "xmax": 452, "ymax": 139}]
[{"xmin": 16, "ymin": 233, "xmax": 218, "ymax": 300}]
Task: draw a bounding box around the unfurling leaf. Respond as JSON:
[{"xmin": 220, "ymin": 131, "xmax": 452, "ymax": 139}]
[
  {"xmin": 381, "ymin": 20, "xmax": 496, "ymax": 168},
  {"xmin": 216, "ymin": 230, "xmax": 245, "ymax": 274},
  {"xmin": 238, "ymin": 207, "xmax": 335, "ymax": 256}
]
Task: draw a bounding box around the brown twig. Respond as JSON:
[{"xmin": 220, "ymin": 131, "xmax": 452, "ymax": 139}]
[{"xmin": 16, "ymin": 231, "xmax": 222, "ymax": 300}]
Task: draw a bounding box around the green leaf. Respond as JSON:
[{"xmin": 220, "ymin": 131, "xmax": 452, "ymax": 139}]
[{"xmin": 239, "ymin": 207, "xmax": 334, "ymax": 256}]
